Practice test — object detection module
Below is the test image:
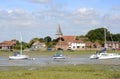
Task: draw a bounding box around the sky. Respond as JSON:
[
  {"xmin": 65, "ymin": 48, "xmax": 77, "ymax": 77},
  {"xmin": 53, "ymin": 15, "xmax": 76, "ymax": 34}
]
[{"xmin": 0, "ymin": 0, "xmax": 120, "ymax": 42}]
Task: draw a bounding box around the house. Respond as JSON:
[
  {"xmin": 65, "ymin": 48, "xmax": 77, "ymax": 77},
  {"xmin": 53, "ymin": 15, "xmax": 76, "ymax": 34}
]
[
  {"xmin": 85, "ymin": 41, "xmax": 93, "ymax": 48},
  {"xmin": 55, "ymin": 35, "xmax": 86, "ymax": 50},
  {"xmin": 55, "ymin": 40, "xmax": 69, "ymax": 50},
  {"xmin": 0, "ymin": 40, "xmax": 16, "ymax": 50},
  {"xmin": 85, "ymin": 41, "xmax": 101, "ymax": 48},
  {"xmin": 68, "ymin": 39, "xmax": 85, "ymax": 50},
  {"xmin": 105, "ymin": 41, "xmax": 119, "ymax": 49},
  {"xmin": 31, "ymin": 41, "xmax": 46, "ymax": 50}
]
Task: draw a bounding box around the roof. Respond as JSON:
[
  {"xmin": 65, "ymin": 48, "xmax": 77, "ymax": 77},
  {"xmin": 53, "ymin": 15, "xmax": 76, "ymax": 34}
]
[
  {"xmin": 0, "ymin": 41, "xmax": 16, "ymax": 47},
  {"xmin": 62, "ymin": 36, "xmax": 75, "ymax": 42},
  {"xmin": 73, "ymin": 39, "xmax": 83, "ymax": 43}
]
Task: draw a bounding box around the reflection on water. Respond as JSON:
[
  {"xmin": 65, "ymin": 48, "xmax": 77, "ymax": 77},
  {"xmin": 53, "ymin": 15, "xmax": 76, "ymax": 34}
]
[{"xmin": 0, "ymin": 55, "xmax": 120, "ymax": 66}]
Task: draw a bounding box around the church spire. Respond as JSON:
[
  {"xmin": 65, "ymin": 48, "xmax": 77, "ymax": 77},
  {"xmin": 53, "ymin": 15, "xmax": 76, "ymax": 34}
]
[{"xmin": 56, "ymin": 24, "xmax": 63, "ymax": 38}]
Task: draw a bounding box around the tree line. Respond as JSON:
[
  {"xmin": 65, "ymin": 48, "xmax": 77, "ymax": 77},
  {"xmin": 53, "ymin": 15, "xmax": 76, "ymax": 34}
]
[{"xmin": 13, "ymin": 28, "xmax": 120, "ymax": 49}]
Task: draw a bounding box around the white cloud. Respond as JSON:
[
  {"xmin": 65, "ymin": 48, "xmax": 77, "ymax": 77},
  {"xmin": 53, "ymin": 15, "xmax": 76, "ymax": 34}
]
[
  {"xmin": 0, "ymin": 7, "xmax": 120, "ymax": 42},
  {"xmin": 30, "ymin": 0, "xmax": 50, "ymax": 3},
  {"xmin": 104, "ymin": 14, "xmax": 120, "ymax": 27}
]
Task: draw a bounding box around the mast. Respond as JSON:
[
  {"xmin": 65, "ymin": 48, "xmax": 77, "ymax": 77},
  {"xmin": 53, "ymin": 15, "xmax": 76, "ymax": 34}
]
[
  {"xmin": 20, "ymin": 32, "xmax": 22, "ymax": 55},
  {"xmin": 104, "ymin": 26, "xmax": 106, "ymax": 48}
]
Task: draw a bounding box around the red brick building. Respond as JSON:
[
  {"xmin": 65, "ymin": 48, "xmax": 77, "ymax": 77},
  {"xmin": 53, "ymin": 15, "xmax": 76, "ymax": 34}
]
[{"xmin": 0, "ymin": 41, "xmax": 16, "ymax": 50}]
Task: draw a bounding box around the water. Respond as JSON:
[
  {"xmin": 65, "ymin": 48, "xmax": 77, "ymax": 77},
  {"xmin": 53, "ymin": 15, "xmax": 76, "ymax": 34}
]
[{"xmin": 0, "ymin": 55, "xmax": 120, "ymax": 66}]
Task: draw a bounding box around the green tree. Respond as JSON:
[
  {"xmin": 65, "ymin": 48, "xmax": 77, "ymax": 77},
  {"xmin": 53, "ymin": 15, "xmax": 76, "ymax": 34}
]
[
  {"xmin": 29, "ymin": 38, "xmax": 40, "ymax": 46},
  {"xmin": 44, "ymin": 36, "xmax": 52, "ymax": 43},
  {"xmin": 112, "ymin": 34, "xmax": 120, "ymax": 42},
  {"xmin": 13, "ymin": 41, "xmax": 30, "ymax": 50},
  {"xmin": 86, "ymin": 28, "xmax": 111, "ymax": 43},
  {"xmin": 44, "ymin": 36, "xmax": 52, "ymax": 48}
]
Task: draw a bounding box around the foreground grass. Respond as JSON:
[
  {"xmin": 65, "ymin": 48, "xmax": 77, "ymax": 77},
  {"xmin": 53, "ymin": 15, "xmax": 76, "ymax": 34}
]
[{"xmin": 0, "ymin": 64, "xmax": 120, "ymax": 79}]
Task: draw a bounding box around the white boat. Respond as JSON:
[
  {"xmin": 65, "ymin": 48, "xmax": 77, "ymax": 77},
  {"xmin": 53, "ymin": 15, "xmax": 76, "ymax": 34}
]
[
  {"xmin": 9, "ymin": 53, "xmax": 29, "ymax": 60},
  {"xmin": 52, "ymin": 53, "xmax": 65, "ymax": 59},
  {"xmin": 90, "ymin": 50, "xmax": 120, "ymax": 59},
  {"xmin": 90, "ymin": 27, "xmax": 120, "ymax": 59},
  {"xmin": 9, "ymin": 32, "xmax": 29, "ymax": 60}
]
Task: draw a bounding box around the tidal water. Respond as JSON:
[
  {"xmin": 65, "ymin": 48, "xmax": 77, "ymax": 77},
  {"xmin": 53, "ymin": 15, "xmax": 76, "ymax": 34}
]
[{"xmin": 0, "ymin": 55, "xmax": 120, "ymax": 66}]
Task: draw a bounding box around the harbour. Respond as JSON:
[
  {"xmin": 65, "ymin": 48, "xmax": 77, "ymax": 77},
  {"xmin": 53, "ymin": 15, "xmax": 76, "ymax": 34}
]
[{"xmin": 0, "ymin": 55, "xmax": 120, "ymax": 67}]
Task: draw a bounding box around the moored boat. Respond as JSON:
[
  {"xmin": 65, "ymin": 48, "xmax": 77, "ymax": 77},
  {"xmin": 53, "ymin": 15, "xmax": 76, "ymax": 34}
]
[
  {"xmin": 9, "ymin": 32, "xmax": 29, "ymax": 60},
  {"xmin": 52, "ymin": 53, "xmax": 65, "ymax": 59}
]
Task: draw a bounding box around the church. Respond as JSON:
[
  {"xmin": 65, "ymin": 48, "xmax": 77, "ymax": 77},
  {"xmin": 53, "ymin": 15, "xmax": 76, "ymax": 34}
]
[{"xmin": 55, "ymin": 24, "xmax": 86, "ymax": 50}]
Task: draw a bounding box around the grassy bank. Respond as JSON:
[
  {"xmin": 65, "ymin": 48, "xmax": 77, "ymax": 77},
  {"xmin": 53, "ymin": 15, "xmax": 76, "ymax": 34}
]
[
  {"xmin": 0, "ymin": 50, "xmax": 120, "ymax": 57},
  {"xmin": 0, "ymin": 64, "xmax": 120, "ymax": 79}
]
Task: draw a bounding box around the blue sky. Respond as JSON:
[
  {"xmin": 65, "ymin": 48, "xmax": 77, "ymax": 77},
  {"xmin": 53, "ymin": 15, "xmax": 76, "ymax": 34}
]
[{"xmin": 0, "ymin": 0, "xmax": 120, "ymax": 42}]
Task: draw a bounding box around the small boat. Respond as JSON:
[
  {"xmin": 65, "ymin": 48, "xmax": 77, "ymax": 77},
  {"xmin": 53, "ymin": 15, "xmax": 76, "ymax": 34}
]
[
  {"xmin": 9, "ymin": 32, "xmax": 29, "ymax": 60},
  {"xmin": 52, "ymin": 53, "xmax": 65, "ymax": 59},
  {"xmin": 90, "ymin": 27, "xmax": 120, "ymax": 59},
  {"xmin": 9, "ymin": 52, "xmax": 29, "ymax": 60},
  {"xmin": 90, "ymin": 49, "xmax": 120, "ymax": 59}
]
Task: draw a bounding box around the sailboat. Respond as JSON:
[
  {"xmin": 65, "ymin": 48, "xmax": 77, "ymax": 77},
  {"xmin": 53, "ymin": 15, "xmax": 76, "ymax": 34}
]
[
  {"xmin": 90, "ymin": 27, "xmax": 120, "ymax": 59},
  {"xmin": 9, "ymin": 32, "xmax": 29, "ymax": 60}
]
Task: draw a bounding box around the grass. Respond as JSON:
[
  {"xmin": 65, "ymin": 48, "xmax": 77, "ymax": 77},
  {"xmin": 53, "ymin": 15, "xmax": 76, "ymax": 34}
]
[{"xmin": 0, "ymin": 64, "xmax": 120, "ymax": 79}]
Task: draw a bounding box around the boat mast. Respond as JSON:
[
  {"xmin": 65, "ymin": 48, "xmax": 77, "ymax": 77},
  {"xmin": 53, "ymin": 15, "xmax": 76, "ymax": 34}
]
[
  {"xmin": 104, "ymin": 26, "xmax": 106, "ymax": 48},
  {"xmin": 20, "ymin": 32, "xmax": 22, "ymax": 55}
]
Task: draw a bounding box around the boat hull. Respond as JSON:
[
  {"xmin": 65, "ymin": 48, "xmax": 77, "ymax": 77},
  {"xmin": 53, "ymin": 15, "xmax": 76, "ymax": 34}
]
[
  {"xmin": 53, "ymin": 56, "xmax": 65, "ymax": 59},
  {"xmin": 9, "ymin": 55, "xmax": 29, "ymax": 60},
  {"xmin": 98, "ymin": 55, "xmax": 120, "ymax": 59},
  {"xmin": 90, "ymin": 53, "xmax": 120, "ymax": 59}
]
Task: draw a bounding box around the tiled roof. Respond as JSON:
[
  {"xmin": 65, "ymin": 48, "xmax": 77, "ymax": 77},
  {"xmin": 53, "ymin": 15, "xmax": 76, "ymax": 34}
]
[
  {"xmin": 62, "ymin": 36, "xmax": 75, "ymax": 42},
  {"xmin": 0, "ymin": 41, "xmax": 16, "ymax": 47},
  {"xmin": 73, "ymin": 39, "xmax": 83, "ymax": 43}
]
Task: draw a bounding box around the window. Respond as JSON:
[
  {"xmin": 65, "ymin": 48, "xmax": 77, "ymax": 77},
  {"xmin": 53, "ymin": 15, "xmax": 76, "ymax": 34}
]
[
  {"xmin": 73, "ymin": 46, "xmax": 75, "ymax": 48},
  {"xmin": 77, "ymin": 46, "xmax": 80, "ymax": 48}
]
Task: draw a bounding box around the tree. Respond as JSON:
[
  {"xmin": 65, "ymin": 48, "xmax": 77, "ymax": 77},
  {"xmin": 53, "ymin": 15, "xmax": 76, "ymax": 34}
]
[
  {"xmin": 44, "ymin": 36, "xmax": 53, "ymax": 48},
  {"xmin": 29, "ymin": 38, "xmax": 40, "ymax": 46},
  {"xmin": 13, "ymin": 40, "xmax": 30, "ymax": 50},
  {"xmin": 86, "ymin": 28, "xmax": 111, "ymax": 44},
  {"xmin": 44, "ymin": 36, "xmax": 52, "ymax": 43},
  {"xmin": 112, "ymin": 34, "xmax": 120, "ymax": 42}
]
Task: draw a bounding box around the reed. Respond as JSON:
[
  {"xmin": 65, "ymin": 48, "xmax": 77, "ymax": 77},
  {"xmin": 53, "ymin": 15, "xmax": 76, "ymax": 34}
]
[{"xmin": 0, "ymin": 64, "xmax": 120, "ymax": 79}]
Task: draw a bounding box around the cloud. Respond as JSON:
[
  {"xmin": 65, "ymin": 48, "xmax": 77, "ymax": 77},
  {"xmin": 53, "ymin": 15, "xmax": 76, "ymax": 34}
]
[
  {"xmin": 58, "ymin": 8, "xmax": 100, "ymax": 27},
  {"xmin": 0, "ymin": 9, "xmax": 38, "ymax": 27},
  {"xmin": 30, "ymin": 0, "xmax": 50, "ymax": 4},
  {"xmin": 104, "ymin": 14, "xmax": 120, "ymax": 27},
  {"xmin": 0, "ymin": 7, "xmax": 120, "ymax": 42},
  {"xmin": 112, "ymin": 6, "xmax": 120, "ymax": 11}
]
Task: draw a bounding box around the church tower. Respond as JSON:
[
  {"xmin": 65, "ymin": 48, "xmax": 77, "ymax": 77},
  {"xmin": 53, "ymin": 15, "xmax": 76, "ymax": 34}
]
[{"xmin": 56, "ymin": 24, "xmax": 63, "ymax": 38}]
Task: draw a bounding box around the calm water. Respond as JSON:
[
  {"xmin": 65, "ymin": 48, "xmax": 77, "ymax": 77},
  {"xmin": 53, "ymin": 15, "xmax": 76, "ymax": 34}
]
[{"xmin": 0, "ymin": 55, "xmax": 120, "ymax": 66}]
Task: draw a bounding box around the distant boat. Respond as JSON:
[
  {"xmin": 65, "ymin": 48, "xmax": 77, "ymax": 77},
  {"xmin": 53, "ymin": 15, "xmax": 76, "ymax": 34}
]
[
  {"xmin": 90, "ymin": 27, "xmax": 120, "ymax": 59},
  {"xmin": 53, "ymin": 52, "xmax": 65, "ymax": 59},
  {"xmin": 9, "ymin": 32, "xmax": 29, "ymax": 60}
]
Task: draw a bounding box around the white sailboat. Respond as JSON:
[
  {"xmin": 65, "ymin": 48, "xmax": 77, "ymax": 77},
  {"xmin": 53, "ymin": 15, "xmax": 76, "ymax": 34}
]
[
  {"xmin": 90, "ymin": 27, "xmax": 120, "ymax": 59},
  {"xmin": 9, "ymin": 32, "xmax": 29, "ymax": 60}
]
